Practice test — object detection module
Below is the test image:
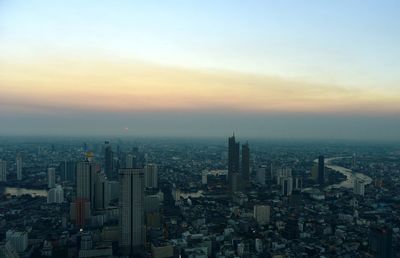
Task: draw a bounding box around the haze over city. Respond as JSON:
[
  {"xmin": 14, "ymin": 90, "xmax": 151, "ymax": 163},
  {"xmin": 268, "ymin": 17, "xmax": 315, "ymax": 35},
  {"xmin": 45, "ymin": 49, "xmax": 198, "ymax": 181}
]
[{"xmin": 1, "ymin": 1, "xmax": 400, "ymax": 140}]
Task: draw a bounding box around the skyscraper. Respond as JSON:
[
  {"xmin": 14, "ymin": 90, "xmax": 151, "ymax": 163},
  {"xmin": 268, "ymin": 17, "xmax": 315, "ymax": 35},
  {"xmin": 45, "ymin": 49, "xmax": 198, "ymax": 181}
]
[
  {"xmin": 353, "ymin": 179, "xmax": 365, "ymax": 196},
  {"xmin": 60, "ymin": 160, "xmax": 76, "ymax": 182},
  {"xmin": 47, "ymin": 167, "xmax": 56, "ymax": 189},
  {"xmin": 241, "ymin": 142, "xmax": 250, "ymax": 187},
  {"xmin": 16, "ymin": 153, "xmax": 22, "ymax": 180},
  {"xmin": 318, "ymin": 155, "xmax": 325, "ymax": 185},
  {"xmin": 144, "ymin": 164, "xmax": 158, "ymax": 189},
  {"xmin": 228, "ymin": 134, "xmax": 240, "ymax": 192},
  {"xmin": 72, "ymin": 153, "xmax": 97, "ymax": 226},
  {"xmin": 369, "ymin": 225, "xmax": 392, "ymax": 258},
  {"xmin": 104, "ymin": 141, "xmax": 114, "ymax": 180},
  {"xmin": 0, "ymin": 160, "xmax": 6, "ymax": 182},
  {"xmin": 94, "ymin": 171, "xmax": 109, "ymax": 210},
  {"xmin": 119, "ymin": 168, "xmax": 145, "ymax": 255}
]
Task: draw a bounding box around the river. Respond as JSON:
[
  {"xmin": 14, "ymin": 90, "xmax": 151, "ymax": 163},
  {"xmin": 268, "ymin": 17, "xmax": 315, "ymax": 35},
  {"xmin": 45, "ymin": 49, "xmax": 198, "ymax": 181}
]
[
  {"xmin": 1, "ymin": 187, "xmax": 47, "ymax": 197},
  {"xmin": 319, "ymin": 157, "xmax": 372, "ymax": 190}
]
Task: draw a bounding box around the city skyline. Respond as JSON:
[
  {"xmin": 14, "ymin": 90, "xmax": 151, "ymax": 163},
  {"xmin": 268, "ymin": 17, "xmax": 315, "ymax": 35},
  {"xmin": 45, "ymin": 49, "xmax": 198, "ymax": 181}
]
[{"xmin": 1, "ymin": 1, "xmax": 400, "ymax": 140}]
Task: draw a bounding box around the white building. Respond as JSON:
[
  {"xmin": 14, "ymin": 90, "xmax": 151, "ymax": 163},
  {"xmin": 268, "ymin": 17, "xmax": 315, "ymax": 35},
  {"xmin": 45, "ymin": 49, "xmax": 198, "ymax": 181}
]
[
  {"xmin": 353, "ymin": 179, "xmax": 365, "ymax": 196},
  {"xmin": 6, "ymin": 230, "xmax": 28, "ymax": 253},
  {"xmin": 253, "ymin": 205, "xmax": 270, "ymax": 225},
  {"xmin": 145, "ymin": 164, "xmax": 158, "ymax": 189},
  {"xmin": 0, "ymin": 160, "xmax": 6, "ymax": 182},
  {"xmin": 47, "ymin": 185, "xmax": 64, "ymax": 204},
  {"xmin": 119, "ymin": 168, "xmax": 145, "ymax": 253},
  {"xmin": 47, "ymin": 167, "xmax": 56, "ymax": 188}
]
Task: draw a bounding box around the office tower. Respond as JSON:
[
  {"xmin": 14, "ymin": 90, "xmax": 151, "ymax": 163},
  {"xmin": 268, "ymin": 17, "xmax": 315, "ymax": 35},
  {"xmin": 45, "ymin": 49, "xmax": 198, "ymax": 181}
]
[
  {"xmin": 369, "ymin": 225, "xmax": 392, "ymax": 258},
  {"xmin": 318, "ymin": 155, "xmax": 325, "ymax": 185},
  {"xmin": 0, "ymin": 160, "xmax": 6, "ymax": 182},
  {"xmin": 284, "ymin": 216, "xmax": 300, "ymax": 240},
  {"xmin": 241, "ymin": 142, "xmax": 250, "ymax": 187},
  {"xmin": 119, "ymin": 168, "xmax": 145, "ymax": 255},
  {"xmin": 94, "ymin": 172, "xmax": 109, "ymax": 210},
  {"xmin": 282, "ymin": 177, "xmax": 293, "ymax": 196},
  {"xmin": 47, "ymin": 167, "xmax": 56, "ymax": 188},
  {"xmin": 6, "ymin": 230, "xmax": 28, "ymax": 253},
  {"xmin": 72, "ymin": 153, "xmax": 97, "ymax": 226},
  {"xmin": 60, "ymin": 160, "xmax": 76, "ymax": 182},
  {"xmin": 16, "ymin": 153, "xmax": 22, "ymax": 180},
  {"xmin": 76, "ymin": 159, "xmax": 97, "ymax": 204},
  {"xmin": 104, "ymin": 141, "xmax": 114, "ymax": 180},
  {"xmin": 256, "ymin": 167, "xmax": 266, "ymax": 185},
  {"xmin": 47, "ymin": 185, "xmax": 64, "ymax": 204},
  {"xmin": 228, "ymin": 134, "xmax": 240, "ymax": 192},
  {"xmin": 353, "ymin": 179, "xmax": 365, "ymax": 196},
  {"xmin": 144, "ymin": 164, "xmax": 158, "ymax": 189},
  {"xmin": 253, "ymin": 205, "xmax": 270, "ymax": 225}
]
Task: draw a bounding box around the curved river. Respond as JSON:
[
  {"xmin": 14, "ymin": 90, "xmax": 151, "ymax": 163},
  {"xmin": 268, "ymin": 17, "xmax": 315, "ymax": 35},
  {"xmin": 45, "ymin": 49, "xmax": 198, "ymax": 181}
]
[{"xmin": 319, "ymin": 157, "xmax": 372, "ymax": 190}]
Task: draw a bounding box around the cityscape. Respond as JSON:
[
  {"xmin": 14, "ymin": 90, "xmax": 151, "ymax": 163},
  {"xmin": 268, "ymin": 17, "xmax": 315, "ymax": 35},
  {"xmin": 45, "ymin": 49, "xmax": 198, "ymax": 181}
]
[
  {"xmin": 0, "ymin": 136, "xmax": 399, "ymax": 257},
  {"xmin": 1, "ymin": 1, "xmax": 400, "ymax": 258}
]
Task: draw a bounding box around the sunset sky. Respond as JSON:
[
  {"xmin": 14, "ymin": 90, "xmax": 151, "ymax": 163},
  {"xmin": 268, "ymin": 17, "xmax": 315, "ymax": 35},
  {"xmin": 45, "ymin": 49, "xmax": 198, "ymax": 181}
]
[{"xmin": 1, "ymin": 1, "xmax": 399, "ymax": 140}]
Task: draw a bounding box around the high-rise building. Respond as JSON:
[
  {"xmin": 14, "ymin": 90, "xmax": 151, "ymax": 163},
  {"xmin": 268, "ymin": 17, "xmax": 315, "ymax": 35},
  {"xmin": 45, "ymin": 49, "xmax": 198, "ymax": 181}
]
[
  {"xmin": 228, "ymin": 134, "xmax": 240, "ymax": 192},
  {"xmin": 104, "ymin": 141, "xmax": 114, "ymax": 180},
  {"xmin": 354, "ymin": 179, "xmax": 365, "ymax": 196},
  {"xmin": 48, "ymin": 167, "xmax": 56, "ymax": 188},
  {"xmin": 94, "ymin": 172, "xmax": 109, "ymax": 210},
  {"xmin": 282, "ymin": 177, "xmax": 293, "ymax": 196},
  {"xmin": 144, "ymin": 164, "xmax": 158, "ymax": 189},
  {"xmin": 47, "ymin": 185, "xmax": 64, "ymax": 204},
  {"xmin": 318, "ymin": 155, "xmax": 325, "ymax": 185},
  {"xmin": 60, "ymin": 160, "xmax": 76, "ymax": 182},
  {"xmin": 253, "ymin": 205, "xmax": 270, "ymax": 225},
  {"xmin": 119, "ymin": 168, "xmax": 145, "ymax": 255},
  {"xmin": 0, "ymin": 160, "xmax": 6, "ymax": 182},
  {"xmin": 16, "ymin": 153, "xmax": 22, "ymax": 181},
  {"xmin": 241, "ymin": 142, "xmax": 250, "ymax": 187},
  {"xmin": 76, "ymin": 160, "xmax": 97, "ymax": 204},
  {"xmin": 369, "ymin": 225, "xmax": 392, "ymax": 258},
  {"xmin": 72, "ymin": 154, "xmax": 97, "ymax": 226}
]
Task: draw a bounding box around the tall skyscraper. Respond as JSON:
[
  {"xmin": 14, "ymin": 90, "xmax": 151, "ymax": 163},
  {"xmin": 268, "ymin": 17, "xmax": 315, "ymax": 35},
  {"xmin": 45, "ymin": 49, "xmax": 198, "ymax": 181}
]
[
  {"xmin": 241, "ymin": 142, "xmax": 250, "ymax": 187},
  {"xmin": 119, "ymin": 168, "xmax": 145, "ymax": 255},
  {"xmin": 72, "ymin": 153, "xmax": 97, "ymax": 226},
  {"xmin": 144, "ymin": 164, "xmax": 158, "ymax": 189},
  {"xmin": 47, "ymin": 185, "xmax": 64, "ymax": 204},
  {"xmin": 94, "ymin": 172, "xmax": 109, "ymax": 210},
  {"xmin": 369, "ymin": 225, "xmax": 392, "ymax": 258},
  {"xmin": 104, "ymin": 141, "xmax": 114, "ymax": 180},
  {"xmin": 47, "ymin": 167, "xmax": 56, "ymax": 188},
  {"xmin": 318, "ymin": 155, "xmax": 325, "ymax": 185},
  {"xmin": 16, "ymin": 153, "xmax": 22, "ymax": 181},
  {"xmin": 60, "ymin": 160, "xmax": 76, "ymax": 182},
  {"xmin": 0, "ymin": 160, "xmax": 6, "ymax": 182},
  {"xmin": 228, "ymin": 134, "xmax": 240, "ymax": 192}
]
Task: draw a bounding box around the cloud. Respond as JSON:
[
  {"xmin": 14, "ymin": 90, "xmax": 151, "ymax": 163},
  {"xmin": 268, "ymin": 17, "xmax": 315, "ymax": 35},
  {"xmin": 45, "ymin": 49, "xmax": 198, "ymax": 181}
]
[{"xmin": 0, "ymin": 57, "xmax": 399, "ymax": 115}]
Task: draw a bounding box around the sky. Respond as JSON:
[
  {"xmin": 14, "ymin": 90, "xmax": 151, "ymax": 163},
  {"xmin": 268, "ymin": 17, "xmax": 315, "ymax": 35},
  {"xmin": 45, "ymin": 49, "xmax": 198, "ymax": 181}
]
[{"xmin": 0, "ymin": 1, "xmax": 399, "ymax": 140}]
